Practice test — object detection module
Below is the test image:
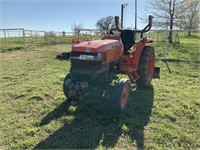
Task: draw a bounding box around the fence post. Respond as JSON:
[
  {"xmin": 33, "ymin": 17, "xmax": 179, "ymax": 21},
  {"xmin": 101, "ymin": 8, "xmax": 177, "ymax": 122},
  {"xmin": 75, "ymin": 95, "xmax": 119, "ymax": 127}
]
[
  {"xmin": 64, "ymin": 32, "xmax": 66, "ymax": 43},
  {"xmin": 55, "ymin": 32, "xmax": 57, "ymax": 44},
  {"xmin": 4, "ymin": 29, "xmax": 7, "ymax": 44},
  {"xmin": 165, "ymin": 30, "xmax": 168, "ymax": 60},
  {"xmin": 22, "ymin": 29, "xmax": 26, "ymax": 46},
  {"xmin": 30, "ymin": 30, "xmax": 32, "ymax": 44},
  {"xmin": 45, "ymin": 31, "xmax": 48, "ymax": 44},
  {"xmin": 156, "ymin": 31, "xmax": 159, "ymax": 43},
  {"xmin": 37, "ymin": 31, "xmax": 39, "ymax": 45}
]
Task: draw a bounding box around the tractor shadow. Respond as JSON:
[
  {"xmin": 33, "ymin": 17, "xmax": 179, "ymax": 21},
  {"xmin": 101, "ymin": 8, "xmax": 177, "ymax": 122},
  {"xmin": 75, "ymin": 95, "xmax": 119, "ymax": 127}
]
[{"xmin": 34, "ymin": 84, "xmax": 154, "ymax": 149}]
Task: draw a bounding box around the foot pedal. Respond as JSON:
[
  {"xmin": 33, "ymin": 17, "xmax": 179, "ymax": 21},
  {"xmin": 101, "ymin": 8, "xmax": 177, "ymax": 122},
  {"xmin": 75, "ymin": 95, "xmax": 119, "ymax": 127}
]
[{"xmin": 153, "ymin": 67, "xmax": 160, "ymax": 79}]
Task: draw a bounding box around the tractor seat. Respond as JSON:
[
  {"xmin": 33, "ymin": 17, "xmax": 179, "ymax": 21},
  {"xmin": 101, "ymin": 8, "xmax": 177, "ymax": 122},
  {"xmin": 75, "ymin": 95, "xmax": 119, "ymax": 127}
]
[{"xmin": 120, "ymin": 30, "xmax": 135, "ymax": 54}]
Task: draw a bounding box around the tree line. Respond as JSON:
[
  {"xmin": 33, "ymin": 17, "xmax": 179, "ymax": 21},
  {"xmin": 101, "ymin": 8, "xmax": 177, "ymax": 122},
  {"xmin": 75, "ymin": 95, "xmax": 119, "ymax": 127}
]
[
  {"xmin": 145, "ymin": 0, "xmax": 199, "ymax": 43},
  {"xmin": 71, "ymin": 0, "xmax": 199, "ymax": 43}
]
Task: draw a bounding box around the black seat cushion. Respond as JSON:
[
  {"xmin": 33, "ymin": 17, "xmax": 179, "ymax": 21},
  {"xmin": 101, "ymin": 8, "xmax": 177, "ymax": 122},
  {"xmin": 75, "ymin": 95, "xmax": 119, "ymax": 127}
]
[{"xmin": 120, "ymin": 30, "xmax": 135, "ymax": 51}]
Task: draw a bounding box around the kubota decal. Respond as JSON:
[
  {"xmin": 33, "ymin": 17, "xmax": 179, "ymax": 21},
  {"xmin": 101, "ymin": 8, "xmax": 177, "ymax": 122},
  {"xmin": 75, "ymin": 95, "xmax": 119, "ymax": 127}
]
[{"xmin": 86, "ymin": 47, "xmax": 91, "ymax": 52}]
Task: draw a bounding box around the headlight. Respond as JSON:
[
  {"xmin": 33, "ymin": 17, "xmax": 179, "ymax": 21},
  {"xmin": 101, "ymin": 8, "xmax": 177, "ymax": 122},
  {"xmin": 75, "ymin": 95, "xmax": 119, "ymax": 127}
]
[{"xmin": 96, "ymin": 53, "xmax": 102, "ymax": 61}]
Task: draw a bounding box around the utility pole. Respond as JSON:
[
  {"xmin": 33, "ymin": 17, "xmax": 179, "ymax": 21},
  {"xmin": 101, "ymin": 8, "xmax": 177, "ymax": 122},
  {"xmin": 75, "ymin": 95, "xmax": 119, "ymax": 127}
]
[
  {"xmin": 121, "ymin": 3, "xmax": 127, "ymax": 29},
  {"xmin": 135, "ymin": 0, "xmax": 137, "ymax": 29}
]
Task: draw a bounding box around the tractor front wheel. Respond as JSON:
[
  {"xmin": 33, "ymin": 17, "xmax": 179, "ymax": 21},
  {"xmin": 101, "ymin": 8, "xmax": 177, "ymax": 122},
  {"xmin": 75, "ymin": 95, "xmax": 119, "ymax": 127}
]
[
  {"xmin": 115, "ymin": 78, "xmax": 131, "ymax": 112},
  {"xmin": 63, "ymin": 73, "xmax": 71, "ymax": 98},
  {"xmin": 136, "ymin": 46, "xmax": 155, "ymax": 87}
]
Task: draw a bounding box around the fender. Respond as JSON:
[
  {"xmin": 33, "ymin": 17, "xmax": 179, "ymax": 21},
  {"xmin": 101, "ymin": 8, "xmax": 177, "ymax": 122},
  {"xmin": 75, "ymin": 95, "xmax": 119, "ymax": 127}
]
[{"xmin": 132, "ymin": 37, "xmax": 153, "ymax": 68}]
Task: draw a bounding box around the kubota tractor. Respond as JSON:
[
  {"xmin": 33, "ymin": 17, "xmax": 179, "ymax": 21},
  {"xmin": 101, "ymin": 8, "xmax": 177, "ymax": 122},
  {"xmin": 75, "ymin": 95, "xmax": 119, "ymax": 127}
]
[{"xmin": 63, "ymin": 15, "xmax": 159, "ymax": 111}]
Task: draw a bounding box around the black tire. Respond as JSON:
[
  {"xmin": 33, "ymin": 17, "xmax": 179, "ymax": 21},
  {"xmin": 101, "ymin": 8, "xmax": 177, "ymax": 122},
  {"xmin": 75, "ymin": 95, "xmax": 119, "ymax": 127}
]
[
  {"xmin": 136, "ymin": 46, "xmax": 155, "ymax": 87},
  {"xmin": 63, "ymin": 73, "xmax": 71, "ymax": 98},
  {"xmin": 114, "ymin": 78, "xmax": 131, "ymax": 112},
  {"xmin": 105, "ymin": 71, "xmax": 114, "ymax": 83}
]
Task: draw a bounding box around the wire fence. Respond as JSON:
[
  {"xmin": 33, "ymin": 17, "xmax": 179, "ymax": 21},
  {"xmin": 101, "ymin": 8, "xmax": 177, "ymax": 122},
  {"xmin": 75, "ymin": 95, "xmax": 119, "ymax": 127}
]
[
  {"xmin": 0, "ymin": 28, "xmax": 76, "ymax": 46},
  {"xmin": 0, "ymin": 28, "xmax": 199, "ymax": 69},
  {"xmin": 0, "ymin": 28, "xmax": 199, "ymax": 53}
]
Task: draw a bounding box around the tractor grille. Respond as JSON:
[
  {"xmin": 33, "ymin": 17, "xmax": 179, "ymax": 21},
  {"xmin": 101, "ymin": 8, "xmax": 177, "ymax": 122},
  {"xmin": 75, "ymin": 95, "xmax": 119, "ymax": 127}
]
[
  {"xmin": 72, "ymin": 73, "xmax": 91, "ymax": 81},
  {"xmin": 71, "ymin": 59, "xmax": 102, "ymax": 69}
]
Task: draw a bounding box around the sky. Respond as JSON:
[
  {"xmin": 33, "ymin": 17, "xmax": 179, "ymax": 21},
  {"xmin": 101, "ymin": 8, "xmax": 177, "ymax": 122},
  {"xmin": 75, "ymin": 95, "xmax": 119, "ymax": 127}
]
[{"xmin": 0, "ymin": 0, "xmax": 148, "ymax": 32}]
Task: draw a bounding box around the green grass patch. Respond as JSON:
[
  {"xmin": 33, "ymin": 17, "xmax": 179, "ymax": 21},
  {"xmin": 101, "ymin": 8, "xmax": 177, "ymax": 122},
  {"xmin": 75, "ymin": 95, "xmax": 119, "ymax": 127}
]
[
  {"xmin": 0, "ymin": 36, "xmax": 199, "ymax": 149},
  {"xmin": 0, "ymin": 35, "xmax": 101, "ymax": 52}
]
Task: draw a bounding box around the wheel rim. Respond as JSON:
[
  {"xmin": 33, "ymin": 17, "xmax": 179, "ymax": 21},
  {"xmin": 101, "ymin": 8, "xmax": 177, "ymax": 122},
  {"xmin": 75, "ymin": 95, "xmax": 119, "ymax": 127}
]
[
  {"xmin": 148, "ymin": 55, "xmax": 154, "ymax": 81},
  {"xmin": 120, "ymin": 85, "xmax": 129, "ymax": 108}
]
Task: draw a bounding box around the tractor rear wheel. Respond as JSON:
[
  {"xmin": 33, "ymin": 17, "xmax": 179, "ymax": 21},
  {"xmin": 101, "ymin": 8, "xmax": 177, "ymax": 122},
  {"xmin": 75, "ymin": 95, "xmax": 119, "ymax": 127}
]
[
  {"xmin": 115, "ymin": 78, "xmax": 131, "ymax": 112},
  {"xmin": 63, "ymin": 73, "xmax": 71, "ymax": 98},
  {"xmin": 136, "ymin": 46, "xmax": 155, "ymax": 87}
]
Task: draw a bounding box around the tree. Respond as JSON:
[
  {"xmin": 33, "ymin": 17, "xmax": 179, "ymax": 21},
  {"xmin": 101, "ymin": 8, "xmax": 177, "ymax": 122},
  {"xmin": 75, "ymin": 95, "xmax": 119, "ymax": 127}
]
[
  {"xmin": 177, "ymin": 0, "xmax": 200, "ymax": 36},
  {"xmin": 145, "ymin": 0, "xmax": 187, "ymax": 43},
  {"xmin": 62, "ymin": 31, "xmax": 66, "ymax": 36},
  {"xmin": 96, "ymin": 16, "xmax": 115, "ymax": 34},
  {"xmin": 71, "ymin": 22, "xmax": 84, "ymax": 36}
]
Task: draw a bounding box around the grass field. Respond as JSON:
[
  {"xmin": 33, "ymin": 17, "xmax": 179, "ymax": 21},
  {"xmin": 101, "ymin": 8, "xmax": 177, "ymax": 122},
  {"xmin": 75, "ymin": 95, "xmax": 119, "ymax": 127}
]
[
  {"xmin": 0, "ymin": 34, "xmax": 100, "ymax": 51},
  {"xmin": 0, "ymin": 35, "xmax": 199, "ymax": 149}
]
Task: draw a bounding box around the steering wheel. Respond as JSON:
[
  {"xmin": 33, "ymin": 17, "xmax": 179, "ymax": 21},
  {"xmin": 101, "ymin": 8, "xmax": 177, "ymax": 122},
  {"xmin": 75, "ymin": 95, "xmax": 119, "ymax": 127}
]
[{"xmin": 110, "ymin": 28, "xmax": 125, "ymax": 35}]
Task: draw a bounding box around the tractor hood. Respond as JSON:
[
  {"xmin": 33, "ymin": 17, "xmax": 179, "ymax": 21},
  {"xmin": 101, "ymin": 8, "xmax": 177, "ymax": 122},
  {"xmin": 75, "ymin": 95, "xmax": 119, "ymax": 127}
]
[{"xmin": 72, "ymin": 39, "xmax": 122, "ymax": 53}]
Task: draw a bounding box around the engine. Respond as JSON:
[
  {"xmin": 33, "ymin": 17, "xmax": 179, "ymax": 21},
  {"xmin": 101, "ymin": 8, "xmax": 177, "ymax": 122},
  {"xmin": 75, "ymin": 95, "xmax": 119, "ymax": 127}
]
[{"xmin": 70, "ymin": 37, "xmax": 123, "ymax": 82}]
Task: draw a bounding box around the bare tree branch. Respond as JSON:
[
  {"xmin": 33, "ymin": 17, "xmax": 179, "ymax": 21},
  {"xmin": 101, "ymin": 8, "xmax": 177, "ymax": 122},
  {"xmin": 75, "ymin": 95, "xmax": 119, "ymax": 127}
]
[
  {"xmin": 144, "ymin": 0, "xmax": 200, "ymax": 42},
  {"xmin": 96, "ymin": 16, "xmax": 115, "ymax": 34},
  {"xmin": 71, "ymin": 22, "xmax": 84, "ymax": 36}
]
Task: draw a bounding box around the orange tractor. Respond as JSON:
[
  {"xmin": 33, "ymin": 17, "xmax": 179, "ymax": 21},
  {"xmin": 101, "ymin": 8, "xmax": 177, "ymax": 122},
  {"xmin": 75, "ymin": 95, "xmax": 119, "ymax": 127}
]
[{"xmin": 63, "ymin": 15, "xmax": 159, "ymax": 111}]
